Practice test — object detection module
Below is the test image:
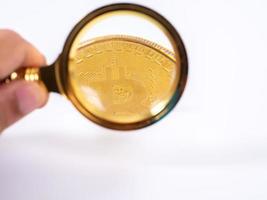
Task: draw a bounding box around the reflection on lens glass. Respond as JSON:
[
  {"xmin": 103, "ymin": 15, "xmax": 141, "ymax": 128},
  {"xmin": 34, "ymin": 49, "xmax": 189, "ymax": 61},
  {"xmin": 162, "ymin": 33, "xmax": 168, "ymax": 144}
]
[{"xmin": 68, "ymin": 35, "xmax": 180, "ymax": 124}]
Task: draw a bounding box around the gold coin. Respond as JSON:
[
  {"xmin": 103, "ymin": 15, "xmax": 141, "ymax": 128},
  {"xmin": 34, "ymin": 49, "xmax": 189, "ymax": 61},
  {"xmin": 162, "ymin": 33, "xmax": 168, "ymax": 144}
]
[{"xmin": 68, "ymin": 35, "xmax": 180, "ymax": 125}]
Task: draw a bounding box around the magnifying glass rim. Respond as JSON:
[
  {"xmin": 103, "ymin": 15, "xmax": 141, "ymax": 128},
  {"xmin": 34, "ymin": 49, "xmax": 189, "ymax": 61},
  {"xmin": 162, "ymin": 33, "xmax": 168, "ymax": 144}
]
[{"xmin": 57, "ymin": 3, "xmax": 188, "ymax": 130}]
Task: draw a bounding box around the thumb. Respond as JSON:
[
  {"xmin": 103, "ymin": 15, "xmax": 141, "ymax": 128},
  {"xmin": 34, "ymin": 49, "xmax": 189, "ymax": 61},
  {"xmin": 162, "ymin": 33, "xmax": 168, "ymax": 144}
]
[{"xmin": 0, "ymin": 80, "xmax": 47, "ymax": 132}]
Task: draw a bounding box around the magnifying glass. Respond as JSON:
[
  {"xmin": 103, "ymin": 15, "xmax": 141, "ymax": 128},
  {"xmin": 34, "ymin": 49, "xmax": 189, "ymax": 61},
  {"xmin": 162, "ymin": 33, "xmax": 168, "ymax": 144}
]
[{"xmin": 2, "ymin": 3, "xmax": 188, "ymax": 130}]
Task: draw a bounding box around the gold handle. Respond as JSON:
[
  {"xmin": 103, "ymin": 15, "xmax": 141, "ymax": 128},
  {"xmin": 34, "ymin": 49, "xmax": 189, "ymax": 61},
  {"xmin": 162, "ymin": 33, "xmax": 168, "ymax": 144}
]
[
  {"xmin": 1, "ymin": 63, "xmax": 59, "ymax": 93},
  {"xmin": 2, "ymin": 68, "xmax": 40, "ymax": 84}
]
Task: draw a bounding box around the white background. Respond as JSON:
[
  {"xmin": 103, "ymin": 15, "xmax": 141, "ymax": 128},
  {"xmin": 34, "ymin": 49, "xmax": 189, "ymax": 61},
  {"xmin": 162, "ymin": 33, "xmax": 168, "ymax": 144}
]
[{"xmin": 1, "ymin": 0, "xmax": 267, "ymax": 199}]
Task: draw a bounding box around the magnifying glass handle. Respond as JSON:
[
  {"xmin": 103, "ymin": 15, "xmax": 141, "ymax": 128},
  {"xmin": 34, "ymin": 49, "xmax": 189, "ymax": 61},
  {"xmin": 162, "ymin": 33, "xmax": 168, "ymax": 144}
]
[
  {"xmin": 1, "ymin": 68, "xmax": 39, "ymax": 83},
  {"xmin": 1, "ymin": 64, "xmax": 59, "ymax": 93}
]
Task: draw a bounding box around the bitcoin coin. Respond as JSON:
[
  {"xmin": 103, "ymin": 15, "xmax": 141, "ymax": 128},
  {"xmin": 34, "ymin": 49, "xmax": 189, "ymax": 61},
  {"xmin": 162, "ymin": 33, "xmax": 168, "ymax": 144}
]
[{"xmin": 68, "ymin": 35, "xmax": 180, "ymax": 124}]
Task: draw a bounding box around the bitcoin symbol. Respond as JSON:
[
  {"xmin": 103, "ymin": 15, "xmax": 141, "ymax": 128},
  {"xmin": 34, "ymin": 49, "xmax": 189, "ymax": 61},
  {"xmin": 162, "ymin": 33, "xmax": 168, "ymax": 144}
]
[{"xmin": 112, "ymin": 85, "xmax": 133, "ymax": 104}]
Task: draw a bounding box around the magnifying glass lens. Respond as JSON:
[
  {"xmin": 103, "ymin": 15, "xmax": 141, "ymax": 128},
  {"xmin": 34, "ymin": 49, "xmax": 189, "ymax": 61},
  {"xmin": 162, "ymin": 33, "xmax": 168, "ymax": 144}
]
[
  {"xmin": 59, "ymin": 7, "xmax": 186, "ymax": 129},
  {"xmin": 69, "ymin": 35, "xmax": 178, "ymax": 124}
]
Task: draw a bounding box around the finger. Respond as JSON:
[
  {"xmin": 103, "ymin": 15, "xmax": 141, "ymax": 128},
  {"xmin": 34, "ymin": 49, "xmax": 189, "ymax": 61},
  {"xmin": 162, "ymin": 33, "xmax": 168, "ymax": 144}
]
[
  {"xmin": 0, "ymin": 29, "xmax": 46, "ymax": 79},
  {"xmin": 0, "ymin": 80, "xmax": 47, "ymax": 132}
]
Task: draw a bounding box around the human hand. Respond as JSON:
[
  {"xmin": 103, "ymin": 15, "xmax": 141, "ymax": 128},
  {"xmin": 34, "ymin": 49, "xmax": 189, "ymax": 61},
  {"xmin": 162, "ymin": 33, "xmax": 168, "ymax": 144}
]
[{"xmin": 0, "ymin": 30, "xmax": 48, "ymax": 133}]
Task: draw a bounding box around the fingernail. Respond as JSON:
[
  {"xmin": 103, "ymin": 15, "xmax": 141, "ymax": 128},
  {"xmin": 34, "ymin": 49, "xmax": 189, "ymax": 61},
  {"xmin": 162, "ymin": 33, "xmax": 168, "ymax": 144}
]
[{"xmin": 15, "ymin": 83, "xmax": 45, "ymax": 115}]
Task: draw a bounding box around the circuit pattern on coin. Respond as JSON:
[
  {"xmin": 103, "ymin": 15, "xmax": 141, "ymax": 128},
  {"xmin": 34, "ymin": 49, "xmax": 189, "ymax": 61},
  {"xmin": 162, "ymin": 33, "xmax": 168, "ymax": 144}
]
[{"xmin": 68, "ymin": 35, "xmax": 180, "ymax": 124}]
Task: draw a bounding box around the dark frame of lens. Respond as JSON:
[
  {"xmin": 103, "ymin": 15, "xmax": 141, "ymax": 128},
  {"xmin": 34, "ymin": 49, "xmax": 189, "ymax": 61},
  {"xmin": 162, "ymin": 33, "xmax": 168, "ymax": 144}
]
[{"xmin": 58, "ymin": 3, "xmax": 188, "ymax": 130}]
